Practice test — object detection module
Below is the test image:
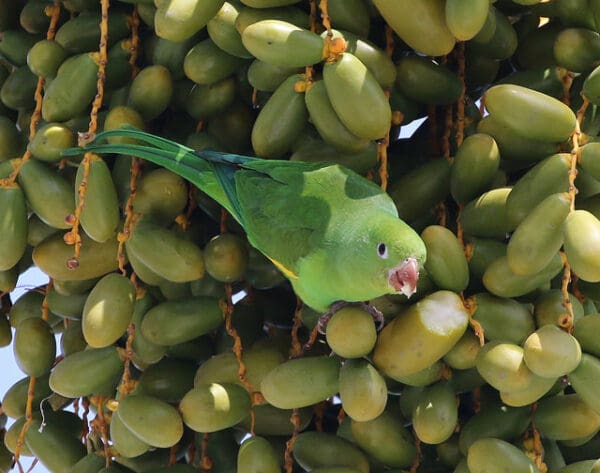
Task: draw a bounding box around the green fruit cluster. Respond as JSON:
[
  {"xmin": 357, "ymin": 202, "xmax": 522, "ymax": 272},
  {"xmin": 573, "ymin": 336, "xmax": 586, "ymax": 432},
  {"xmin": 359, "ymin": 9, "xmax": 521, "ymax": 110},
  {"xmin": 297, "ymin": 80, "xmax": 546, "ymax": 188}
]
[{"xmin": 2, "ymin": 1, "xmax": 600, "ymax": 473}]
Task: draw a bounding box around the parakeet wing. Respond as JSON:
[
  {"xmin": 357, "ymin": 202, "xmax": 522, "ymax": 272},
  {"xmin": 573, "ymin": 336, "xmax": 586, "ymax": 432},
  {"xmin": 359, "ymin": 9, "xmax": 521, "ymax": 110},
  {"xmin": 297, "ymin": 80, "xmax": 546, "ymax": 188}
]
[{"xmin": 233, "ymin": 160, "xmax": 332, "ymax": 276}]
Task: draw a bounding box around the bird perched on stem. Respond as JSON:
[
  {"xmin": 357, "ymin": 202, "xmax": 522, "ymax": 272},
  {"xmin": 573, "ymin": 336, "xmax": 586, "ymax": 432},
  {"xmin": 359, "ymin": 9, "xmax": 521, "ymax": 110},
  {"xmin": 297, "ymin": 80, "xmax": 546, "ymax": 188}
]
[{"xmin": 63, "ymin": 128, "xmax": 426, "ymax": 328}]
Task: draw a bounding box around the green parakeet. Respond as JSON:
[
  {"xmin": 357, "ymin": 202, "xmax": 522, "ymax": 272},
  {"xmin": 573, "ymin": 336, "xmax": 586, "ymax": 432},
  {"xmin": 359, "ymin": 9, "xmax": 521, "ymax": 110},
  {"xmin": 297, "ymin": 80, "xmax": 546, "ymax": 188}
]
[{"xmin": 63, "ymin": 128, "xmax": 426, "ymax": 314}]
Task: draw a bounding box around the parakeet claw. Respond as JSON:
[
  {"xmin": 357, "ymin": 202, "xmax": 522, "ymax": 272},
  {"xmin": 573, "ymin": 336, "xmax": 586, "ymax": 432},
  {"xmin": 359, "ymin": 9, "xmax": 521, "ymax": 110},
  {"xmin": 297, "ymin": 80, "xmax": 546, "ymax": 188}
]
[
  {"xmin": 317, "ymin": 301, "xmax": 385, "ymax": 335},
  {"xmin": 388, "ymin": 257, "xmax": 419, "ymax": 298}
]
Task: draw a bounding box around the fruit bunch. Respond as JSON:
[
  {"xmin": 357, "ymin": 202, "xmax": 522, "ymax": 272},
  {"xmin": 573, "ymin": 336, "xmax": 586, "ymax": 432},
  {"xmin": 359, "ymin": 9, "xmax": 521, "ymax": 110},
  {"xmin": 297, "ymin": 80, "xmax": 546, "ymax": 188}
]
[{"xmin": 2, "ymin": 1, "xmax": 600, "ymax": 473}]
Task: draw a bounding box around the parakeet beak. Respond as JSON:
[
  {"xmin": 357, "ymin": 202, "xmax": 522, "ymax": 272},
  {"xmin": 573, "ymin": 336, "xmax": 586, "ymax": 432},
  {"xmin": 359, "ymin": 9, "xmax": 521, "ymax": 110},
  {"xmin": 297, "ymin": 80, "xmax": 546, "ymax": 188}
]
[{"xmin": 388, "ymin": 257, "xmax": 419, "ymax": 298}]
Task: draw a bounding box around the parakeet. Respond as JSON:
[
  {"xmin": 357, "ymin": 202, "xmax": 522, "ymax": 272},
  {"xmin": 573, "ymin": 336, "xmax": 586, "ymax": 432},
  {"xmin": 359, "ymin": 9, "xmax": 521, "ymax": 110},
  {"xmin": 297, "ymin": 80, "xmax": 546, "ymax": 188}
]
[{"xmin": 63, "ymin": 128, "xmax": 426, "ymax": 315}]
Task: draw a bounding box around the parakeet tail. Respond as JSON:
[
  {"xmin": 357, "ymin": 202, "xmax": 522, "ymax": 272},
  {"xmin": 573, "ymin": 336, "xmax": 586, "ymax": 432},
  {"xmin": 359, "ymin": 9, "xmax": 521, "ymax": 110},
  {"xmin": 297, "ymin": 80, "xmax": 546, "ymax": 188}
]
[{"xmin": 60, "ymin": 127, "xmax": 243, "ymax": 220}]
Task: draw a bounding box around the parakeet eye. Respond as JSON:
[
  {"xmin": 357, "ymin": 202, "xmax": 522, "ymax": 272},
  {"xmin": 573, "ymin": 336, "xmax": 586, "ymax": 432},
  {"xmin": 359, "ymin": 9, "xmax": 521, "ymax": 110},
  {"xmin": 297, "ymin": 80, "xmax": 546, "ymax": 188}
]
[{"xmin": 377, "ymin": 243, "xmax": 388, "ymax": 259}]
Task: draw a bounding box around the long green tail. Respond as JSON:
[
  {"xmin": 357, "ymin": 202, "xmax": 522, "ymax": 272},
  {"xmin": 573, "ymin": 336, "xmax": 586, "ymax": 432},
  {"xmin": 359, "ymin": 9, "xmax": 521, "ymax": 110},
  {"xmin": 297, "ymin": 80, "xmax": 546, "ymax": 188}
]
[{"xmin": 61, "ymin": 128, "xmax": 247, "ymax": 222}]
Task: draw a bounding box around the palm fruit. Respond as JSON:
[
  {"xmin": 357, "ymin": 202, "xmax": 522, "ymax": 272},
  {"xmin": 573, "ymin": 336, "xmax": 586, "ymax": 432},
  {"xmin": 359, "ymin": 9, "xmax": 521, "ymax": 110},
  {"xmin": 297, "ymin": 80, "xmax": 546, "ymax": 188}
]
[
  {"xmin": 251, "ymin": 73, "xmax": 307, "ymax": 158},
  {"xmin": 395, "ymin": 55, "xmax": 462, "ymax": 106},
  {"xmin": 293, "ymin": 432, "xmax": 370, "ymax": 473},
  {"xmin": 450, "ymin": 133, "xmax": 501, "ymax": 205},
  {"xmin": 564, "ymin": 210, "xmax": 600, "ymax": 281},
  {"xmin": 506, "ymin": 192, "xmax": 571, "ymax": 275},
  {"xmin": 445, "ymin": 0, "xmax": 490, "ymax": 41},
  {"xmin": 338, "ymin": 359, "xmax": 386, "ymax": 421},
  {"xmin": 421, "ymin": 225, "xmax": 469, "ymax": 292},
  {"xmin": 371, "ymin": 0, "xmax": 455, "ymax": 56},
  {"xmin": 412, "ymin": 381, "xmax": 458, "ymax": 444},
  {"xmin": 117, "ymin": 395, "xmax": 184, "ymax": 448},
  {"xmin": 154, "ymin": 0, "xmax": 225, "ymax": 42},
  {"xmin": 373, "ymin": 291, "xmax": 469, "ymax": 379},
  {"xmin": 49, "ymin": 346, "xmax": 124, "ymax": 398},
  {"xmin": 260, "ymin": 356, "xmax": 340, "ymax": 408},
  {"xmin": 179, "ymin": 383, "xmax": 251, "ymax": 432},
  {"xmin": 467, "ymin": 438, "xmax": 540, "ymax": 473},
  {"xmin": 350, "ymin": 411, "xmax": 417, "ymax": 469},
  {"xmin": 237, "ymin": 436, "xmax": 280, "ymax": 473},
  {"xmin": 323, "ymin": 52, "xmax": 391, "ymax": 141},
  {"xmin": 469, "ymin": 293, "xmax": 534, "ymax": 344},
  {"xmin": 13, "ymin": 317, "xmax": 55, "ymax": 376},
  {"xmin": 325, "ymin": 306, "xmax": 376, "ymax": 358},
  {"xmin": 82, "ymin": 273, "xmax": 135, "ymax": 348}
]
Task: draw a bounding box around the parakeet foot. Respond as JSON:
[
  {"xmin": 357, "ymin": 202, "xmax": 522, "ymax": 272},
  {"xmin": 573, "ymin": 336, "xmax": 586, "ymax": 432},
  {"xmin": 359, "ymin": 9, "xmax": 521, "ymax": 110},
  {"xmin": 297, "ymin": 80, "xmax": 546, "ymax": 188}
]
[{"xmin": 317, "ymin": 301, "xmax": 385, "ymax": 334}]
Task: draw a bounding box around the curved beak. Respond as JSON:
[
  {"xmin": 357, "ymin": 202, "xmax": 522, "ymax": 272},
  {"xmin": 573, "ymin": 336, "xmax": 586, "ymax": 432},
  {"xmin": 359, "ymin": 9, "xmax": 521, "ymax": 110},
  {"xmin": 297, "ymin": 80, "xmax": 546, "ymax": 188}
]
[{"xmin": 388, "ymin": 257, "xmax": 419, "ymax": 298}]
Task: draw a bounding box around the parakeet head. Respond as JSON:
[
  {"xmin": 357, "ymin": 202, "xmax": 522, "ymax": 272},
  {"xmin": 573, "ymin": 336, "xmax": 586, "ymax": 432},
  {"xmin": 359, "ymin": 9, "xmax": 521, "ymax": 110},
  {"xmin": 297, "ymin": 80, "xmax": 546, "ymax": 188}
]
[{"xmin": 366, "ymin": 213, "xmax": 427, "ymax": 299}]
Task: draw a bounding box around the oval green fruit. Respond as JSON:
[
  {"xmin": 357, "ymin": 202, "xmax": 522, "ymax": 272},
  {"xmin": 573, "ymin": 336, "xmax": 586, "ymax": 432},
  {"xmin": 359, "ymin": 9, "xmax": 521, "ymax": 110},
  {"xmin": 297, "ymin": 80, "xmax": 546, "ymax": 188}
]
[
  {"xmin": 339, "ymin": 359, "xmax": 387, "ymax": 422},
  {"xmin": 118, "ymin": 395, "xmax": 183, "ymax": 448},
  {"xmin": 350, "ymin": 410, "xmax": 417, "ymax": 469},
  {"xmin": 260, "ymin": 356, "xmax": 340, "ymax": 409},
  {"xmin": 564, "ymin": 210, "xmax": 600, "ymax": 282},
  {"xmin": 155, "ymin": 0, "xmax": 225, "ymax": 42},
  {"xmin": 237, "ymin": 436, "xmax": 280, "ymax": 473},
  {"xmin": 373, "ymin": 291, "xmax": 469, "ymax": 379},
  {"xmin": 203, "ymin": 233, "xmax": 249, "ymax": 283},
  {"xmin": 251, "ymin": 73, "xmax": 307, "ymax": 159},
  {"xmin": 450, "ymin": 133, "xmax": 501, "ymax": 205},
  {"xmin": 325, "ymin": 306, "xmax": 376, "ymax": 359},
  {"xmin": 179, "ymin": 382, "xmax": 251, "ymax": 433},
  {"xmin": 132, "ymin": 168, "xmax": 188, "ymax": 226},
  {"xmin": 33, "ymin": 231, "xmax": 120, "ymax": 281},
  {"xmin": 476, "ymin": 114, "xmax": 558, "ymax": 162},
  {"xmin": 125, "ymin": 218, "xmax": 204, "ymax": 283},
  {"xmin": 207, "ymin": 2, "xmax": 252, "ymax": 58},
  {"xmin": 507, "ymin": 192, "xmax": 571, "ymax": 276},
  {"xmin": 241, "ymin": 20, "xmax": 323, "ymax": 68},
  {"xmin": 1, "ymin": 373, "xmax": 52, "ymax": 419},
  {"xmin": 293, "ymin": 431, "xmax": 370, "ymax": 473},
  {"xmin": 554, "ymin": 28, "xmax": 600, "ymax": 73},
  {"xmin": 25, "ymin": 416, "xmax": 87, "ymax": 473},
  {"xmin": 42, "ymin": 53, "xmax": 100, "ymax": 122},
  {"xmin": 467, "ymin": 438, "xmax": 540, "ymax": 473},
  {"xmin": 305, "ymin": 80, "xmax": 370, "ymax": 155},
  {"xmin": 82, "ymin": 273, "xmax": 135, "ymax": 348},
  {"xmin": 324, "ymin": 52, "xmax": 391, "ymax": 141},
  {"xmin": 458, "ymin": 403, "xmax": 530, "ymax": 454},
  {"xmin": 421, "ymin": 225, "xmax": 469, "ymax": 292},
  {"xmin": 573, "ymin": 314, "xmax": 600, "ymax": 356},
  {"xmin": 395, "ymin": 55, "xmax": 462, "ymax": 106},
  {"xmin": 535, "ymin": 289, "xmax": 584, "ymax": 327},
  {"xmin": 475, "ymin": 341, "xmax": 536, "ymax": 392},
  {"xmin": 26, "ymin": 39, "xmax": 68, "ymax": 78},
  {"xmin": 13, "ymin": 317, "xmax": 56, "ymax": 377},
  {"xmin": 140, "ymin": 296, "xmax": 222, "ymax": 346},
  {"xmin": 445, "ymin": 0, "xmax": 489, "ymax": 40},
  {"xmin": 389, "ymin": 159, "xmax": 451, "ymax": 223},
  {"xmin": 523, "ymin": 325, "xmax": 581, "ymax": 378},
  {"xmin": 17, "ymin": 158, "xmax": 75, "ymax": 230},
  {"xmin": 470, "ymin": 293, "xmax": 534, "ymax": 345},
  {"xmin": 412, "ymin": 382, "xmax": 457, "ymax": 445},
  {"xmin": 28, "ymin": 122, "xmax": 76, "ymax": 163},
  {"xmin": 0, "ymin": 183, "xmax": 27, "ymax": 271},
  {"xmin": 128, "ymin": 65, "xmax": 173, "ymax": 120},
  {"xmin": 49, "ymin": 346, "xmax": 124, "ymax": 398},
  {"xmin": 110, "ymin": 410, "xmax": 151, "ymax": 458},
  {"xmin": 460, "ymin": 187, "xmax": 513, "ymax": 239},
  {"xmin": 76, "ymin": 155, "xmax": 120, "ymax": 243},
  {"xmin": 505, "ymin": 153, "xmax": 571, "ymax": 228},
  {"xmin": 569, "ymin": 353, "xmax": 600, "ymax": 415},
  {"xmin": 485, "ymin": 84, "xmax": 577, "ymax": 143},
  {"xmin": 535, "ymin": 393, "xmax": 600, "ymax": 440},
  {"xmin": 184, "ymin": 39, "xmax": 247, "ymax": 86},
  {"xmin": 483, "ymin": 253, "xmax": 564, "ymax": 298},
  {"xmin": 371, "ymin": 0, "xmax": 455, "ymax": 56}
]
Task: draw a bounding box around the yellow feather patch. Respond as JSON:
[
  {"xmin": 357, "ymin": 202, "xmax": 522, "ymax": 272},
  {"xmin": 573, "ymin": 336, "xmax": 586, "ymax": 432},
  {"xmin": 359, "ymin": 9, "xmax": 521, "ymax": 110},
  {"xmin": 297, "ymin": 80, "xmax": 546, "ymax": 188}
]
[{"xmin": 266, "ymin": 255, "xmax": 298, "ymax": 279}]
